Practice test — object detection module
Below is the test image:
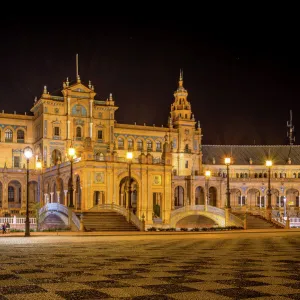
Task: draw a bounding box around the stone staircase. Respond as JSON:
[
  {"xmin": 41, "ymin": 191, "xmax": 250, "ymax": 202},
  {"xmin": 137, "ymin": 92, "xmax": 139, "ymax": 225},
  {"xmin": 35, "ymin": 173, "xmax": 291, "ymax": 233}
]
[
  {"xmin": 81, "ymin": 211, "xmax": 139, "ymax": 231},
  {"xmin": 39, "ymin": 213, "xmax": 68, "ymax": 230},
  {"xmin": 245, "ymin": 213, "xmax": 282, "ymax": 229}
]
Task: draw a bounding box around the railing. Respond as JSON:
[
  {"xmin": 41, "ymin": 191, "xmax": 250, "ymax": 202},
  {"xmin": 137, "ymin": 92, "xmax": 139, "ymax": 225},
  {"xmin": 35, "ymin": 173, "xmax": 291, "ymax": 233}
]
[
  {"xmin": 39, "ymin": 203, "xmax": 69, "ymax": 216},
  {"xmin": 72, "ymin": 212, "xmax": 80, "ymax": 230},
  {"xmin": 0, "ymin": 217, "xmax": 36, "ymax": 224},
  {"xmin": 273, "ymin": 217, "xmax": 300, "ymax": 228},
  {"xmin": 170, "ymin": 205, "xmax": 205, "ymax": 218},
  {"xmin": 130, "ymin": 211, "xmax": 144, "ymax": 231},
  {"xmin": 229, "ymin": 214, "xmax": 244, "ymax": 228}
]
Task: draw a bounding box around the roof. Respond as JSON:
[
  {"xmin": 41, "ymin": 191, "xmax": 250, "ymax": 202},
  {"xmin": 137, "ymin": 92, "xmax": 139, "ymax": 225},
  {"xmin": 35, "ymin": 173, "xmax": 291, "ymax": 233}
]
[{"xmin": 201, "ymin": 145, "xmax": 300, "ymax": 165}]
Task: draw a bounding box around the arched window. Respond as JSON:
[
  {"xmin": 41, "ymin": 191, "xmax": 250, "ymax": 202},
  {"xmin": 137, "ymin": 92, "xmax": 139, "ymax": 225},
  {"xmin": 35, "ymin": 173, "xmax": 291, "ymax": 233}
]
[
  {"xmin": 298, "ymin": 173, "xmax": 300, "ymax": 178},
  {"xmin": 76, "ymin": 127, "xmax": 82, "ymax": 138},
  {"xmin": 156, "ymin": 141, "xmax": 161, "ymax": 151},
  {"xmin": 263, "ymin": 173, "xmax": 267, "ymax": 178},
  {"xmin": 128, "ymin": 138, "xmax": 133, "ymax": 150},
  {"xmin": 137, "ymin": 140, "xmax": 143, "ymax": 151},
  {"xmin": 274, "ymin": 173, "xmax": 278, "ymax": 178},
  {"xmin": 118, "ymin": 138, "xmax": 124, "ymax": 149},
  {"xmin": 5, "ymin": 129, "xmax": 13, "ymax": 142},
  {"xmin": 244, "ymin": 173, "xmax": 248, "ymax": 178},
  {"xmin": 293, "ymin": 173, "xmax": 297, "ymax": 178},
  {"xmin": 254, "ymin": 173, "xmax": 258, "ymax": 178},
  {"xmin": 17, "ymin": 130, "xmax": 24, "ymax": 143},
  {"xmin": 8, "ymin": 186, "xmax": 14, "ymax": 201},
  {"xmin": 259, "ymin": 173, "xmax": 262, "ymax": 178},
  {"xmin": 147, "ymin": 140, "xmax": 152, "ymax": 151},
  {"xmin": 236, "ymin": 173, "xmax": 240, "ymax": 178}
]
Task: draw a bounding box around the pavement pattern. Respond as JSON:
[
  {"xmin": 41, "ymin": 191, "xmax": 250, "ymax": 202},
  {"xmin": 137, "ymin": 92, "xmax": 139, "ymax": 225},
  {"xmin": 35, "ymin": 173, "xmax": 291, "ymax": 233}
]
[{"xmin": 0, "ymin": 231, "xmax": 300, "ymax": 299}]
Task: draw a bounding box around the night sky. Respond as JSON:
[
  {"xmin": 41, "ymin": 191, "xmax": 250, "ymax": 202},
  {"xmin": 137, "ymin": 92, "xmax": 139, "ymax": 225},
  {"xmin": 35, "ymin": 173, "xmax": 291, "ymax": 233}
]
[{"xmin": 0, "ymin": 17, "xmax": 299, "ymax": 145}]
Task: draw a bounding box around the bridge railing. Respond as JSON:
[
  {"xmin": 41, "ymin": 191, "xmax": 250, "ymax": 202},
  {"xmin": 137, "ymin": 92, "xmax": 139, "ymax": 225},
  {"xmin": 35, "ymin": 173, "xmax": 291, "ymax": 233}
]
[
  {"xmin": 130, "ymin": 211, "xmax": 144, "ymax": 231},
  {"xmin": 229, "ymin": 213, "xmax": 244, "ymax": 228},
  {"xmin": 170, "ymin": 205, "xmax": 205, "ymax": 218},
  {"xmin": 0, "ymin": 217, "xmax": 36, "ymax": 225},
  {"xmin": 39, "ymin": 203, "xmax": 69, "ymax": 216},
  {"xmin": 72, "ymin": 212, "xmax": 80, "ymax": 230}
]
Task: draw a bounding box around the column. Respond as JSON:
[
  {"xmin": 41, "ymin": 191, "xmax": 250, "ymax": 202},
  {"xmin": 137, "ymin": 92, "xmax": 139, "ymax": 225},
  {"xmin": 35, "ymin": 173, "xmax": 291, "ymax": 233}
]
[
  {"xmin": 67, "ymin": 120, "xmax": 71, "ymax": 139},
  {"xmin": 56, "ymin": 191, "xmax": 60, "ymax": 204},
  {"xmin": 64, "ymin": 190, "xmax": 68, "ymax": 205},
  {"xmin": 50, "ymin": 192, "xmax": 54, "ymax": 203}
]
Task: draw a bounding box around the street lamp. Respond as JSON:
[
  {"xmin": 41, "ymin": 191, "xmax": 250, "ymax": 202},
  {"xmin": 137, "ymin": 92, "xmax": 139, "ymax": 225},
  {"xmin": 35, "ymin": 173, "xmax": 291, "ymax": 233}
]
[
  {"xmin": 205, "ymin": 170, "xmax": 211, "ymax": 211},
  {"xmin": 266, "ymin": 160, "xmax": 273, "ymax": 220},
  {"xmin": 68, "ymin": 145, "xmax": 76, "ymax": 208},
  {"xmin": 24, "ymin": 146, "xmax": 33, "ymax": 237},
  {"xmin": 126, "ymin": 151, "xmax": 133, "ymax": 211},
  {"xmin": 225, "ymin": 157, "xmax": 231, "ymax": 209}
]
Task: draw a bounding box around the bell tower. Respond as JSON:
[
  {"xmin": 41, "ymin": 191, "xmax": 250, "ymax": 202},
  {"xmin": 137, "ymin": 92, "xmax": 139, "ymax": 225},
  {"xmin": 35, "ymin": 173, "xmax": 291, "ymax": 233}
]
[{"xmin": 170, "ymin": 70, "xmax": 196, "ymax": 153}]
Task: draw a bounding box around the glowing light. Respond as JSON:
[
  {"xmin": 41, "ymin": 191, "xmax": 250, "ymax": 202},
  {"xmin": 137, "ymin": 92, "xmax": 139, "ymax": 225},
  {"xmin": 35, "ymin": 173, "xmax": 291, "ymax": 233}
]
[
  {"xmin": 127, "ymin": 152, "xmax": 133, "ymax": 160},
  {"xmin": 24, "ymin": 147, "xmax": 33, "ymax": 159},
  {"xmin": 68, "ymin": 147, "xmax": 76, "ymax": 157},
  {"xmin": 225, "ymin": 157, "xmax": 231, "ymax": 165},
  {"xmin": 266, "ymin": 160, "xmax": 272, "ymax": 167},
  {"xmin": 205, "ymin": 170, "xmax": 211, "ymax": 177},
  {"xmin": 36, "ymin": 158, "xmax": 42, "ymax": 170}
]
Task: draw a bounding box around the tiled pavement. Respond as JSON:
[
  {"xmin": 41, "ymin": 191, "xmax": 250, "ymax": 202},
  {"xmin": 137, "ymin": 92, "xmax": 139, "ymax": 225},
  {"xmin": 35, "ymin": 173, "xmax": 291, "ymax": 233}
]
[{"xmin": 0, "ymin": 232, "xmax": 300, "ymax": 299}]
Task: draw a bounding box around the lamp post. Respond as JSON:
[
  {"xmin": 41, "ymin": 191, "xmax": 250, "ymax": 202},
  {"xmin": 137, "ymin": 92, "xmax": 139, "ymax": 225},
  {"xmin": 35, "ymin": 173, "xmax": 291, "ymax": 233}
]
[
  {"xmin": 24, "ymin": 146, "xmax": 33, "ymax": 237},
  {"xmin": 68, "ymin": 145, "xmax": 76, "ymax": 208},
  {"xmin": 225, "ymin": 157, "xmax": 231, "ymax": 209},
  {"xmin": 126, "ymin": 151, "xmax": 133, "ymax": 212},
  {"xmin": 205, "ymin": 170, "xmax": 211, "ymax": 211},
  {"xmin": 266, "ymin": 160, "xmax": 272, "ymax": 220}
]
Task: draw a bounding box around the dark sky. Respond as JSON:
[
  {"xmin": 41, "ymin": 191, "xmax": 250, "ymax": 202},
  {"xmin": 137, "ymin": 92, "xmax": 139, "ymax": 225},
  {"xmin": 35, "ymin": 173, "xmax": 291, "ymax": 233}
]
[{"xmin": 0, "ymin": 16, "xmax": 299, "ymax": 145}]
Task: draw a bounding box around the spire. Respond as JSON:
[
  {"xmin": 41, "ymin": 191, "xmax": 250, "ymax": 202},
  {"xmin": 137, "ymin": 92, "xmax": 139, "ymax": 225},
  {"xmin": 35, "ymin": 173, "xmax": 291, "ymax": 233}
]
[
  {"xmin": 179, "ymin": 69, "xmax": 183, "ymax": 87},
  {"xmin": 76, "ymin": 54, "xmax": 81, "ymax": 83},
  {"xmin": 43, "ymin": 85, "xmax": 47, "ymax": 94}
]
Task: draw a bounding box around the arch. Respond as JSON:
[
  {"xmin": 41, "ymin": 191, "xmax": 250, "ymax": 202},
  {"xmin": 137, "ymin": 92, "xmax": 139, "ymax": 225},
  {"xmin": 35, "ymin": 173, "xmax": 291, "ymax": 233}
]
[
  {"xmin": 17, "ymin": 129, "xmax": 25, "ymax": 143},
  {"xmin": 137, "ymin": 139, "xmax": 143, "ymax": 151},
  {"xmin": 209, "ymin": 187, "xmax": 217, "ymax": 206},
  {"xmin": 195, "ymin": 186, "xmax": 205, "ymax": 205},
  {"xmin": 174, "ymin": 186, "xmax": 184, "ymax": 207},
  {"xmin": 75, "ymin": 176, "xmax": 81, "ymax": 209},
  {"xmin": 76, "ymin": 126, "xmax": 82, "ymax": 138},
  {"xmin": 118, "ymin": 137, "xmax": 124, "ymax": 149},
  {"xmin": 51, "ymin": 149, "xmax": 62, "ymax": 166},
  {"xmin": 146, "ymin": 140, "xmax": 153, "ymax": 151},
  {"xmin": 127, "ymin": 138, "xmax": 134, "ymax": 150},
  {"xmin": 231, "ymin": 188, "xmax": 242, "ymax": 207},
  {"xmin": 271, "ymin": 188, "xmax": 280, "ymax": 207},
  {"xmin": 7, "ymin": 180, "xmax": 22, "ymax": 208},
  {"xmin": 247, "ymin": 188, "xmax": 261, "ymax": 208},
  {"xmin": 5, "ymin": 128, "xmax": 13, "ymax": 142},
  {"xmin": 119, "ymin": 175, "xmax": 139, "ymax": 214},
  {"xmin": 286, "ymin": 188, "xmax": 299, "ymax": 207},
  {"xmin": 155, "ymin": 140, "xmax": 162, "ymax": 152}
]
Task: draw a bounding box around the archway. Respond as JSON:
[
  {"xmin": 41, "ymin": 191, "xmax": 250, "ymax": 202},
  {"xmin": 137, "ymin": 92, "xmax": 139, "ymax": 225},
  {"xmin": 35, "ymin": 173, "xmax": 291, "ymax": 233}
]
[
  {"xmin": 75, "ymin": 176, "xmax": 81, "ymax": 209},
  {"xmin": 247, "ymin": 188, "xmax": 260, "ymax": 207},
  {"xmin": 174, "ymin": 186, "xmax": 184, "ymax": 207},
  {"xmin": 209, "ymin": 187, "xmax": 217, "ymax": 206},
  {"xmin": 8, "ymin": 180, "xmax": 22, "ymax": 208},
  {"xmin": 286, "ymin": 188, "xmax": 299, "ymax": 207},
  {"xmin": 51, "ymin": 149, "xmax": 62, "ymax": 166},
  {"xmin": 231, "ymin": 189, "xmax": 241, "ymax": 207},
  {"xmin": 176, "ymin": 215, "xmax": 217, "ymax": 229},
  {"xmin": 119, "ymin": 176, "xmax": 139, "ymax": 213},
  {"xmin": 271, "ymin": 189, "xmax": 280, "ymax": 207},
  {"xmin": 195, "ymin": 186, "xmax": 204, "ymax": 205}
]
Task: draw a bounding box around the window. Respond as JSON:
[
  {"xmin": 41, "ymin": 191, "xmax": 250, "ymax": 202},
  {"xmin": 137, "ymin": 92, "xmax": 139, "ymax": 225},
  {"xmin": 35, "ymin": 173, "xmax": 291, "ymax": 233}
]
[
  {"xmin": 17, "ymin": 130, "xmax": 24, "ymax": 143},
  {"xmin": 8, "ymin": 186, "xmax": 14, "ymax": 201},
  {"xmin": 128, "ymin": 138, "xmax": 133, "ymax": 149},
  {"xmin": 156, "ymin": 141, "xmax": 161, "ymax": 151},
  {"xmin": 97, "ymin": 130, "xmax": 103, "ymax": 140},
  {"xmin": 54, "ymin": 127, "xmax": 60, "ymax": 136},
  {"xmin": 13, "ymin": 156, "xmax": 20, "ymax": 168},
  {"xmin": 76, "ymin": 126, "xmax": 82, "ymax": 138},
  {"xmin": 95, "ymin": 152, "xmax": 105, "ymax": 161},
  {"xmin": 5, "ymin": 129, "xmax": 13, "ymax": 142},
  {"xmin": 118, "ymin": 138, "xmax": 124, "ymax": 149},
  {"xmin": 185, "ymin": 161, "xmax": 188, "ymax": 168},
  {"xmin": 98, "ymin": 112, "xmax": 103, "ymax": 119},
  {"xmin": 137, "ymin": 140, "xmax": 143, "ymax": 151},
  {"xmin": 147, "ymin": 140, "xmax": 152, "ymax": 151}
]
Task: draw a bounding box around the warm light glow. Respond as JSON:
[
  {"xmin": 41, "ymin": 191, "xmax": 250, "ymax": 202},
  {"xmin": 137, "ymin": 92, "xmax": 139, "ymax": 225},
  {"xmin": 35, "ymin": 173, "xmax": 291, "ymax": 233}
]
[
  {"xmin": 36, "ymin": 159, "xmax": 42, "ymax": 170},
  {"xmin": 266, "ymin": 160, "xmax": 272, "ymax": 167},
  {"xmin": 225, "ymin": 157, "xmax": 231, "ymax": 165},
  {"xmin": 24, "ymin": 147, "xmax": 33, "ymax": 159},
  {"xmin": 127, "ymin": 151, "xmax": 133, "ymax": 160},
  {"xmin": 68, "ymin": 147, "xmax": 76, "ymax": 157},
  {"xmin": 205, "ymin": 170, "xmax": 211, "ymax": 177}
]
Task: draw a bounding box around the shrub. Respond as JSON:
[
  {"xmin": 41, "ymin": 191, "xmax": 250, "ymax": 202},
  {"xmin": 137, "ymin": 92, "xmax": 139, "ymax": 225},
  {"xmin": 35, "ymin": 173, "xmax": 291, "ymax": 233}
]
[
  {"xmin": 147, "ymin": 227, "xmax": 157, "ymax": 231},
  {"xmin": 180, "ymin": 227, "xmax": 188, "ymax": 231}
]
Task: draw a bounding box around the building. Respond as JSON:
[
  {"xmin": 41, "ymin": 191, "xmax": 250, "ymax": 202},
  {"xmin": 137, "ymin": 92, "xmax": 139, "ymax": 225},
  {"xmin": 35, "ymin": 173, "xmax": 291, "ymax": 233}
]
[{"xmin": 0, "ymin": 70, "xmax": 299, "ymax": 229}]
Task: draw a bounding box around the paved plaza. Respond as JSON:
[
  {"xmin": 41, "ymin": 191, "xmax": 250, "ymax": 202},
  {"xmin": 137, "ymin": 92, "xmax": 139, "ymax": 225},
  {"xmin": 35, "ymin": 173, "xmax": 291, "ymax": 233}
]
[{"xmin": 1, "ymin": 231, "xmax": 300, "ymax": 299}]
